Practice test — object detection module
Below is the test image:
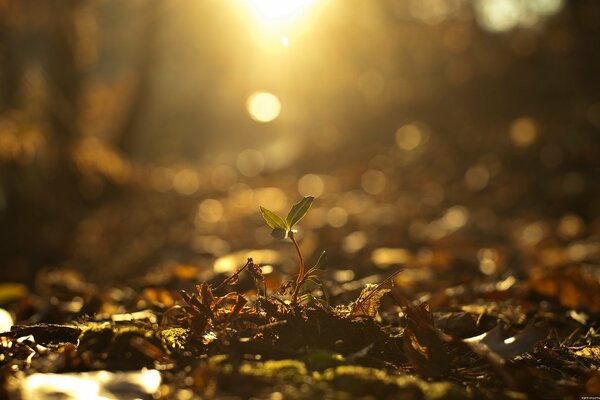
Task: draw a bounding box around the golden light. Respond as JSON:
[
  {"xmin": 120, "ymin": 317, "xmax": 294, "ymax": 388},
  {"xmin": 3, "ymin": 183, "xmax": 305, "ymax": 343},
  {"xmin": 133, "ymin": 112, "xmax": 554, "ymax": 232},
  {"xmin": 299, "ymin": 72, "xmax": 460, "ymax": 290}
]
[
  {"xmin": 509, "ymin": 117, "xmax": 539, "ymax": 147},
  {"xmin": 246, "ymin": 92, "xmax": 281, "ymax": 123},
  {"xmin": 241, "ymin": 0, "xmax": 318, "ymax": 27}
]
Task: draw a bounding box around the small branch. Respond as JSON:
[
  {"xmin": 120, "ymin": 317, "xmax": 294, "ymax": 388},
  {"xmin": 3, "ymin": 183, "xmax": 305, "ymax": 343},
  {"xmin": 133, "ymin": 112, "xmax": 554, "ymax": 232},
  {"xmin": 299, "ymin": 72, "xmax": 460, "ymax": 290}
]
[
  {"xmin": 214, "ymin": 258, "xmax": 252, "ymax": 292},
  {"xmin": 351, "ymin": 268, "xmax": 404, "ymax": 314}
]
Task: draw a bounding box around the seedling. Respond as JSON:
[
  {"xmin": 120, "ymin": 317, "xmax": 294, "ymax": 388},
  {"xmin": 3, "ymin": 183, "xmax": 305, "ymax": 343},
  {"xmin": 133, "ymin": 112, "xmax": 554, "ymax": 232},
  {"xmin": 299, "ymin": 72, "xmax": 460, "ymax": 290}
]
[{"xmin": 260, "ymin": 196, "xmax": 327, "ymax": 305}]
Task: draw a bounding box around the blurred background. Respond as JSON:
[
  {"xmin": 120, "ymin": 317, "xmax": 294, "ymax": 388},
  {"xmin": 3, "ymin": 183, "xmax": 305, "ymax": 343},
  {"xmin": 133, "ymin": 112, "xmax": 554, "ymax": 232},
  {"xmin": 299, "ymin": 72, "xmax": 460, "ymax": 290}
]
[{"xmin": 1, "ymin": 0, "xmax": 599, "ymax": 288}]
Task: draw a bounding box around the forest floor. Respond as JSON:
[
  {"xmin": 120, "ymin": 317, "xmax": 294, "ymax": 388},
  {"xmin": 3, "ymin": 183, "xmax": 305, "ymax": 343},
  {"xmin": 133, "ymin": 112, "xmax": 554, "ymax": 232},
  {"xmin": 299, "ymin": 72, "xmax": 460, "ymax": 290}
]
[{"xmin": 1, "ymin": 159, "xmax": 600, "ymax": 400}]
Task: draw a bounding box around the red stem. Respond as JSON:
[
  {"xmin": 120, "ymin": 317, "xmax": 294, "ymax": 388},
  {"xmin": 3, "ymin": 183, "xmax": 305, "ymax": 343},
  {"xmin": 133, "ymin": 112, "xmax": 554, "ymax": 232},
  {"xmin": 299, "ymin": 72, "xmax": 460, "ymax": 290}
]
[{"xmin": 290, "ymin": 235, "xmax": 304, "ymax": 286}]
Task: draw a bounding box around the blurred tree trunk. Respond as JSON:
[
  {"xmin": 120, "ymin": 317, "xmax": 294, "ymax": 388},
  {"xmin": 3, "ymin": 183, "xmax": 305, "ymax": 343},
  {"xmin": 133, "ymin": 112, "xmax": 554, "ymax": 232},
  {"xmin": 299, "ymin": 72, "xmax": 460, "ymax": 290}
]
[
  {"xmin": 36, "ymin": 0, "xmax": 89, "ymax": 267},
  {"xmin": 0, "ymin": 1, "xmax": 26, "ymax": 280},
  {"xmin": 116, "ymin": 1, "xmax": 163, "ymax": 157},
  {"xmin": 0, "ymin": 0, "xmax": 88, "ymax": 282},
  {"xmin": 0, "ymin": 2, "xmax": 21, "ymax": 110}
]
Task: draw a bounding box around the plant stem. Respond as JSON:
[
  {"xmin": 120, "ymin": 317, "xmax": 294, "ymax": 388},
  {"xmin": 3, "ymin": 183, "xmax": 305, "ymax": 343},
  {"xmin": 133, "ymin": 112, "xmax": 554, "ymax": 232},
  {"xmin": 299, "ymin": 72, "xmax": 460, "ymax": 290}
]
[
  {"xmin": 290, "ymin": 234, "xmax": 304, "ymax": 305},
  {"xmin": 350, "ymin": 268, "xmax": 404, "ymax": 314},
  {"xmin": 214, "ymin": 258, "xmax": 252, "ymax": 291},
  {"xmin": 290, "ymin": 235, "xmax": 304, "ymax": 286}
]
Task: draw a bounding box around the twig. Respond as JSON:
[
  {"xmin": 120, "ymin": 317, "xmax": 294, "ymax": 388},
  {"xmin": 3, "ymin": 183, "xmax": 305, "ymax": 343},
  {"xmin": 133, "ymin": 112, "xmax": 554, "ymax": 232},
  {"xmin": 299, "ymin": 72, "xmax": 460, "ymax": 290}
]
[
  {"xmin": 351, "ymin": 268, "xmax": 404, "ymax": 314},
  {"xmin": 214, "ymin": 258, "xmax": 252, "ymax": 292}
]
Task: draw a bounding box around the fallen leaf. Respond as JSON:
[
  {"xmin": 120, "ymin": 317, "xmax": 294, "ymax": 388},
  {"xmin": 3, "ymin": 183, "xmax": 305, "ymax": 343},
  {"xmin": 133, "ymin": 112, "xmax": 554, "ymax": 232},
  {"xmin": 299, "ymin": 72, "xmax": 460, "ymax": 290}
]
[
  {"xmin": 402, "ymin": 303, "xmax": 451, "ymax": 378},
  {"xmin": 527, "ymin": 266, "xmax": 600, "ymax": 313},
  {"xmin": 349, "ymin": 283, "xmax": 391, "ymax": 318},
  {"xmin": 464, "ymin": 320, "xmax": 548, "ymax": 360}
]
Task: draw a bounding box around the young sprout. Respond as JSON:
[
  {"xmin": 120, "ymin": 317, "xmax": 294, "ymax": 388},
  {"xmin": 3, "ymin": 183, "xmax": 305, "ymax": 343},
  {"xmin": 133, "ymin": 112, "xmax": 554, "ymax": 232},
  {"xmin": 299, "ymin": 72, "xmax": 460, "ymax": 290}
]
[{"xmin": 260, "ymin": 196, "xmax": 327, "ymax": 305}]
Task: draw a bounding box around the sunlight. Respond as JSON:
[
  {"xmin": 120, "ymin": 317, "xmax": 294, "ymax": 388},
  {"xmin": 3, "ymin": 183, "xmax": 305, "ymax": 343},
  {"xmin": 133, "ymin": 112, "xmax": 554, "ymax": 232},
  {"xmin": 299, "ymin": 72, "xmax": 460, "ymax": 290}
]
[
  {"xmin": 241, "ymin": 0, "xmax": 318, "ymax": 27},
  {"xmin": 474, "ymin": 0, "xmax": 564, "ymax": 32},
  {"xmin": 246, "ymin": 92, "xmax": 281, "ymax": 123}
]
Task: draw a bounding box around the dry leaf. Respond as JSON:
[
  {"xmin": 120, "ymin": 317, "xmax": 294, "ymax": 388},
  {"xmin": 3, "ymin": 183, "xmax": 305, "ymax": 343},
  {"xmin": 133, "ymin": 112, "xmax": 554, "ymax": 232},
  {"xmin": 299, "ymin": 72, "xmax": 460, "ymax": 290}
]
[
  {"xmin": 402, "ymin": 303, "xmax": 451, "ymax": 378},
  {"xmin": 464, "ymin": 320, "xmax": 548, "ymax": 360},
  {"xmin": 527, "ymin": 266, "xmax": 600, "ymax": 313},
  {"xmin": 349, "ymin": 282, "xmax": 391, "ymax": 318}
]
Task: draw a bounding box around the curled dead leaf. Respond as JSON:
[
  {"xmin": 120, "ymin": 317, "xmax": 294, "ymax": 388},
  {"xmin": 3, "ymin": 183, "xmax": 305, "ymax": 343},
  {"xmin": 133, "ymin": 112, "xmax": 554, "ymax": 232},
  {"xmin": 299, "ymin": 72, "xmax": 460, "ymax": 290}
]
[
  {"xmin": 348, "ymin": 283, "xmax": 391, "ymax": 318},
  {"xmin": 402, "ymin": 303, "xmax": 451, "ymax": 378}
]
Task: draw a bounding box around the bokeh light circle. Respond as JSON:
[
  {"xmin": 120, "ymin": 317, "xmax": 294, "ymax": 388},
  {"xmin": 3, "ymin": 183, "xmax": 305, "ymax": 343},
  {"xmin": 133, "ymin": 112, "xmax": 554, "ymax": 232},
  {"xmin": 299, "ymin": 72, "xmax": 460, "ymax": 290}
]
[{"xmin": 246, "ymin": 92, "xmax": 281, "ymax": 123}]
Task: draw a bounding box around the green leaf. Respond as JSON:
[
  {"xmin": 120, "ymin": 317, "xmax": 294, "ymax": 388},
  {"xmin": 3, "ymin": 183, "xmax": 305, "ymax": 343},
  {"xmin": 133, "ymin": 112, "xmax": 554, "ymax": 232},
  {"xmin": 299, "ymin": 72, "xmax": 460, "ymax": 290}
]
[
  {"xmin": 313, "ymin": 251, "xmax": 327, "ymax": 271},
  {"xmin": 298, "ymin": 276, "xmax": 323, "ymax": 296},
  {"xmin": 286, "ymin": 196, "xmax": 314, "ymax": 228},
  {"xmin": 260, "ymin": 206, "xmax": 288, "ymax": 230},
  {"xmin": 306, "ymin": 251, "xmax": 327, "ymax": 276},
  {"xmin": 298, "ymin": 293, "xmax": 329, "ymax": 308}
]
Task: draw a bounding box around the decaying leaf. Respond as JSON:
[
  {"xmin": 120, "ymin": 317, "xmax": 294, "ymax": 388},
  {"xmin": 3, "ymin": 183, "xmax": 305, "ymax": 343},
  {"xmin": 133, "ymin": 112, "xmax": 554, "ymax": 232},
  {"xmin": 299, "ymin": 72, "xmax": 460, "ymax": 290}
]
[
  {"xmin": 433, "ymin": 311, "xmax": 481, "ymax": 338},
  {"xmin": 402, "ymin": 303, "xmax": 451, "ymax": 378},
  {"xmin": 247, "ymin": 261, "xmax": 264, "ymax": 281},
  {"xmin": 463, "ymin": 320, "xmax": 549, "ymax": 360},
  {"xmin": 526, "ymin": 266, "xmax": 600, "ymax": 313},
  {"xmin": 198, "ymin": 283, "xmax": 215, "ymax": 308},
  {"xmin": 229, "ymin": 295, "xmax": 248, "ymax": 320},
  {"xmin": 276, "ymin": 280, "xmax": 295, "ymax": 296},
  {"xmin": 349, "ymin": 282, "xmax": 392, "ymax": 318}
]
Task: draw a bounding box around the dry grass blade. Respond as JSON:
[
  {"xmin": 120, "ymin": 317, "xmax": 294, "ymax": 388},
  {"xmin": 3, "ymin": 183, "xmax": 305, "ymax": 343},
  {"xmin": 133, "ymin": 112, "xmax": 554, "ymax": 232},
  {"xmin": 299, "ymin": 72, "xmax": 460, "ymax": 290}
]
[{"xmin": 349, "ymin": 269, "xmax": 403, "ymax": 318}]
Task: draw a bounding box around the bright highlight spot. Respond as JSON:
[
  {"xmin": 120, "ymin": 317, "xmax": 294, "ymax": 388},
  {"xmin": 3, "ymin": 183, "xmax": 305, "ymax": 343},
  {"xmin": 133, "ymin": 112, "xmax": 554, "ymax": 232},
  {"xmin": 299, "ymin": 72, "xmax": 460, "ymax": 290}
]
[
  {"xmin": 280, "ymin": 36, "xmax": 289, "ymax": 46},
  {"xmin": 242, "ymin": 0, "xmax": 318, "ymax": 27},
  {"xmin": 23, "ymin": 370, "xmax": 161, "ymax": 400},
  {"xmin": 255, "ymin": 187, "xmax": 288, "ymax": 211},
  {"xmin": 510, "ymin": 117, "xmax": 539, "ymax": 147},
  {"xmin": 246, "ymin": 92, "xmax": 281, "ymax": 123},
  {"xmin": 504, "ymin": 336, "xmax": 516, "ymax": 345},
  {"xmin": 327, "ymin": 207, "xmax": 348, "ymax": 228},
  {"xmin": 173, "ymin": 168, "xmax": 200, "ymax": 196},
  {"xmin": 371, "ymin": 248, "xmax": 413, "ymax": 267},
  {"xmin": 197, "ymin": 199, "xmax": 224, "ymax": 224},
  {"xmin": 0, "ymin": 308, "xmax": 13, "ymax": 333},
  {"xmin": 342, "ymin": 231, "xmax": 368, "ymax": 254},
  {"xmin": 442, "ymin": 206, "xmax": 469, "ymax": 231},
  {"xmin": 298, "ymin": 174, "xmax": 325, "ymax": 197},
  {"xmin": 396, "ymin": 123, "xmax": 428, "ymax": 151},
  {"xmin": 475, "ymin": 0, "xmax": 564, "ymax": 33}
]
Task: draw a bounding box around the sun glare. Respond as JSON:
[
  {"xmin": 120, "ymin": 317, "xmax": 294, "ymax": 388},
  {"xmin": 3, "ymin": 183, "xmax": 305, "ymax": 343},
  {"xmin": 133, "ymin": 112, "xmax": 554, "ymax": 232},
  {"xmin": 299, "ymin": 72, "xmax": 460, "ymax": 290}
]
[
  {"xmin": 241, "ymin": 0, "xmax": 318, "ymax": 27},
  {"xmin": 246, "ymin": 92, "xmax": 281, "ymax": 123}
]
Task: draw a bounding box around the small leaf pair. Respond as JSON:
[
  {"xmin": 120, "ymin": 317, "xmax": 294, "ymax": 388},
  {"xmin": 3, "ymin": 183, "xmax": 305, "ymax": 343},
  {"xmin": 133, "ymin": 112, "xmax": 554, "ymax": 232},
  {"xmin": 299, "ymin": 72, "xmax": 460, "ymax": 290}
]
[
  {"xmin": 260, "ymin": 196, "xmax": 314, "ymax": 238},
  {"xmin": 259, "ymin": 196, "xmax": 321, "ymax": 305}
]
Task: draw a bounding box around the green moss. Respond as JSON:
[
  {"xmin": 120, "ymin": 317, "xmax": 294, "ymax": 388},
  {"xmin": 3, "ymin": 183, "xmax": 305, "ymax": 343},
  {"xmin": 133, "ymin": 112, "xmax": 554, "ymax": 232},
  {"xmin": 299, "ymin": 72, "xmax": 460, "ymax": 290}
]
[
  {"xmin": 318, "ymin": 365, "xmax": 411, "ymax": 398},
  {"xmin": 300, "ymin": 350, "xmax": 346, "ymax": 371},
  {"xmin": 316, "ymin": 365, "xmax": 467, "ymax": 400},
  {"xmin": 201, "ymin": 356, "xmax": 467, "ymax": 400},
  {"xmin": 158, "ymin": 327, "xmax": 189, "ymax": 353},
  {"xmin": 240, "ymin": 359, "xmax": 307, "ymax": 382},
  {"xmin": 415, "ymin": 381, "xmax": 466, "ymax": 400}
]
